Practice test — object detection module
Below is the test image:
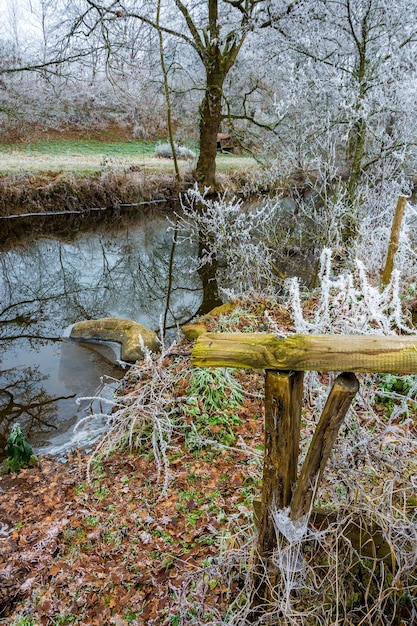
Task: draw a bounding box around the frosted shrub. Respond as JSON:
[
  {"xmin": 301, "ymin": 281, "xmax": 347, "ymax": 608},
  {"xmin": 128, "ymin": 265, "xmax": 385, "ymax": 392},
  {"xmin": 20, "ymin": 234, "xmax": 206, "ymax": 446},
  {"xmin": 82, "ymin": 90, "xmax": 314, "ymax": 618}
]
[
  {"xmin": 286, "ymin": 247, "xmax": 417, "ymax": 491},
  {"xmin": 239, "ymin": 166, "xmax": 352, "ymax": 285},
  {"xmin": 154, "ymin": 141, "xmax": 196, "ymax": 160},
  {"xmin": 175, "ymin": 184, "xmax": 282, "ymax": 296},
  {"xmin": 288, "ymin": 248, "xmax": 412, "ymax": 335},
  {"xmin": 243, "ymin": 143, "xmax": 416, "ymax": 291},
  {"xmin": 286, "ymin": 245, "xmax": 417, "ymax": 427},
  {"xmin": 355, "ymin": 187, "xmax": 417, "ymax": 285},
  {"xmin": 75, "ymin": 337, "xmax": 178, "ymax": 495}
]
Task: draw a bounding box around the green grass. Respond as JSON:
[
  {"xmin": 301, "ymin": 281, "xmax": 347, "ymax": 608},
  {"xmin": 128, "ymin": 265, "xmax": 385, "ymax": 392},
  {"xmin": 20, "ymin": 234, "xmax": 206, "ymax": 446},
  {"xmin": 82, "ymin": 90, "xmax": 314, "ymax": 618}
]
[
  {"xmin": 0, "ymin": 139, "xmax": 158, "ymax": 157},
  {"xmin": 0, "ymin": 139, "xmax": 160, "ymax": 175},
  {"xmin": 0, "ymin": 138, "xmax": 257, "ymax": 175}
]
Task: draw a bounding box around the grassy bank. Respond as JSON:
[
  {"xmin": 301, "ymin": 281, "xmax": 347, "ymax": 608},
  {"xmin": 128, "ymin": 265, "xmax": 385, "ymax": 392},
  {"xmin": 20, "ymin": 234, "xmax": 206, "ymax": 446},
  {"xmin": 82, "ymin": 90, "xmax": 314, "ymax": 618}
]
[
  {"xmin": 0, "ymin": 139, "xmax": 257, "ymax": 176},
  {"xmin": 0, "ymin": 139, "xmax": 259, "ymax": 223}
]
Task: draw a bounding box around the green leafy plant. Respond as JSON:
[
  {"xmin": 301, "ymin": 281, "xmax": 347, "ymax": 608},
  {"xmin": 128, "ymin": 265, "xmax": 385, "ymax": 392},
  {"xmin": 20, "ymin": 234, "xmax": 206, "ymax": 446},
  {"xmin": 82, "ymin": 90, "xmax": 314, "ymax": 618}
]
[
  {"xmin": 50, "ymin": 614, "xmax": 79, "ymax": 625},
  {"xmin": 124, "ymin": 609, "xmax": 140, "ymax": 623},
  {"xmin": 93, "ymin": 485, "xmax": 110, "ymax": 501},
  {"xmin": 186, "ymin": 368, "xmax": 243, "ymax": 413},
  {"xmin": 376, "ymin": 373, "xmax": 416, "ymax": 396},
  {"xmin": 184, "ymin": 368, "xmax": 244, "ymax": 449},
  {"xmin": 373, "ymin": 373, "xmax": 417, "ymax": 418},
  {"xmin": 1, "ymin": 423, "xmax": 38, "ymax": 474}
]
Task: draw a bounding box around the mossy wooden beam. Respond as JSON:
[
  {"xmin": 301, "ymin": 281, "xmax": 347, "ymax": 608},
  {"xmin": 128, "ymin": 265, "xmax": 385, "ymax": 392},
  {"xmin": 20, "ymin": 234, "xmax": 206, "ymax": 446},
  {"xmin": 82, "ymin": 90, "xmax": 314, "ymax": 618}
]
[{"xmin": 192, "ymin": 333, "xmax": 417, "ymax": 374}]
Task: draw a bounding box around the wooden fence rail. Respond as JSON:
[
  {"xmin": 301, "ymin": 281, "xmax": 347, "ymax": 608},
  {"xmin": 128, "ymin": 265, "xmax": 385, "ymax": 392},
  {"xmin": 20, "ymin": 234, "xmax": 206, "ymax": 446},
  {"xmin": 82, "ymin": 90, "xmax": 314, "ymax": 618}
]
[
  {"xmin": 191, "ymin": 332, "xmax": 417, "ymax": 611},
  {"xmin": 192, "ymin": 332, "xmax": 417, "ymax": 373}
]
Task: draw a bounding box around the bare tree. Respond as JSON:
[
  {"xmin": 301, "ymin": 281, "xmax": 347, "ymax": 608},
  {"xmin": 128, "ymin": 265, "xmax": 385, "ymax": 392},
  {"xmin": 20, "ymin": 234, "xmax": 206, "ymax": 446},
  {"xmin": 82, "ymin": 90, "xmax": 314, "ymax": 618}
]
[
  {"xmin": 263, "ymin": 0, "xmax": 417, "ymax": 200},
  {"xmin": 63, "ymin": 0, "xmax": 267, "ymax": 189}
]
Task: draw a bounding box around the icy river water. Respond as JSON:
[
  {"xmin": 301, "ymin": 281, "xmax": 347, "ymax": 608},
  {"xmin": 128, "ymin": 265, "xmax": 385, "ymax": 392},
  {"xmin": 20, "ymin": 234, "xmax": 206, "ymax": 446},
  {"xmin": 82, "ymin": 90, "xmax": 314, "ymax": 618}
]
[{"xmin": 0, "ymin": 208, "xmax": 200, "ymax": 459}]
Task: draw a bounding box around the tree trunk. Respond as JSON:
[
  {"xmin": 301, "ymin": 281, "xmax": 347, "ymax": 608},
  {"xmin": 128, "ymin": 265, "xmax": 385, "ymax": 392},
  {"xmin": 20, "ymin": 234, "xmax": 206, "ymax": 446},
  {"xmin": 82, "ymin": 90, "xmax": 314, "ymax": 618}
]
[
  {"xmin": 157, "ymin": 0, "xmax": 180, "ymax": 181},
  {"xmin": 194, "ymin": 47, "xmax": 225, "ymax": 303},
  {"xmin": 344, "ymin": 117, "xmax": 366, "ymax": 242},
  {"xmin": 195, "ymin": 69, "xmax": 224, "ymax": 191},
  {"xmin": 195, "ymin": 227, "xmax": 223, "ymax": 315}
]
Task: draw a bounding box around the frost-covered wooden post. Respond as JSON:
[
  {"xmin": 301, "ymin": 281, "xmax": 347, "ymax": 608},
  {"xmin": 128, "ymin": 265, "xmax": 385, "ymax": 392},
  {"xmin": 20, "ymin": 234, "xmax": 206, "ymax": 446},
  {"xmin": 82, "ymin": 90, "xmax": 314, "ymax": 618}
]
[
  {"xmin": 290, "ymin": 372, "xmax": 359, "ymax": 521},
  {"xmin": 257, "ymin": 370, "xmax": 304, "ymax": 554},
  {"xmin": 252, "ymin": 370, "xmax": 304, "ymax": 610}
]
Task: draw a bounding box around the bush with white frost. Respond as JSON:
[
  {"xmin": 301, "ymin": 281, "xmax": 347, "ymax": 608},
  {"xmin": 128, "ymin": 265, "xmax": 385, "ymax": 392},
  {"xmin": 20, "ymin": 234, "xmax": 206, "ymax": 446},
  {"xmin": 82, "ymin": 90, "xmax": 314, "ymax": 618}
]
[
  {"xmin": 174, "ymin": 183, "xmax": 417, "ymax": 305},
  {"xmin": 175, "ymin": 184, "xmax": 283, "ymax": 297},
  {"xmin": 154, "ymin": 141, "xmax": 196, "ymax": 160},
  {"xmin": 288, "ymin": 247, "xmax": 412, "ymax": 336}
]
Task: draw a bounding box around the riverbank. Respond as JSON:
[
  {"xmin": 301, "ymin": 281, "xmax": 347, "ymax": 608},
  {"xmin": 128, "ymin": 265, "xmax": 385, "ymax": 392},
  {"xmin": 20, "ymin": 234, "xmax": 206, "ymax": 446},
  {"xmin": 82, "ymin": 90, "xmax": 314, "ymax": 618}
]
[
  {"xmin": 0, "ymin": 170, "xmax": 184, "ymax": 220},
  {"xmin": 0, "ymin": 164, "xmax": 260, "ymax": 224}
]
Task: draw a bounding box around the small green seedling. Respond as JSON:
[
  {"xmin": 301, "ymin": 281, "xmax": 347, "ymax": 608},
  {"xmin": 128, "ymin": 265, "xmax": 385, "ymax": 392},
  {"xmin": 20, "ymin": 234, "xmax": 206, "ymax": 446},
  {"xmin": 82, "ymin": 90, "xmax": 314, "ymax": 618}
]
[{"xmin": 1, "ymin": 423, "xmax": 38, "ymax": 474}]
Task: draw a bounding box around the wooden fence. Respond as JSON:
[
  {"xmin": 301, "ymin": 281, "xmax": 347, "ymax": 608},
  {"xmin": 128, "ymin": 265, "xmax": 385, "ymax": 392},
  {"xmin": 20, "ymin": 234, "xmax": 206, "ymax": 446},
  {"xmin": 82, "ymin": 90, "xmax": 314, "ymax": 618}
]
[{"xmin": 191, "ymin": 332, "xmax": 417, "ymax": 608}]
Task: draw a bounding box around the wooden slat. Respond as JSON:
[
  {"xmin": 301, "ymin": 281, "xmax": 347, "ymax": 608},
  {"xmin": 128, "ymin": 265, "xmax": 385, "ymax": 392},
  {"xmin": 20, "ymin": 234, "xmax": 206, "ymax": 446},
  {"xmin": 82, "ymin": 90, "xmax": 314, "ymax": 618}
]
[{"xmin": 192, "ymin": 332, "xmax": 417, "ymax": 374}]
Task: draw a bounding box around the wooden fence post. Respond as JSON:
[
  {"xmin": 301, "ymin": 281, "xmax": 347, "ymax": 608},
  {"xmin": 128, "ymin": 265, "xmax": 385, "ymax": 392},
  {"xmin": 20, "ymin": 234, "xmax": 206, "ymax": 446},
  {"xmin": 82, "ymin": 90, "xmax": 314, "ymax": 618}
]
[
  {"xmin": 191, "ymin": 331, "xmax": 417, "ymax": 616},
  {"xmin": 290, "ymin": 372, "xmax": 359, "ymax": 521},
  {"xmin": 381, "ymin": 195, "xmax": 407, "ymax": 287},
  {"xmin": 253, "ymin": 370, "xmax": 304, "ymax": 609}
]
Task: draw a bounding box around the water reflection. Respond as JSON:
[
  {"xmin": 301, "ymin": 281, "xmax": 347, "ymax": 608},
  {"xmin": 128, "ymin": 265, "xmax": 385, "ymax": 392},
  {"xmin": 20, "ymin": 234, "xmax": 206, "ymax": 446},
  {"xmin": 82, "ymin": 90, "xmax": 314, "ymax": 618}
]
[
  {"xmin": 0, "ymin": 364, "xmax": 72, "ymax": 436},
  {"xmin": 0, "ymin": 211, "xmax": 200, "ymax": 455}
]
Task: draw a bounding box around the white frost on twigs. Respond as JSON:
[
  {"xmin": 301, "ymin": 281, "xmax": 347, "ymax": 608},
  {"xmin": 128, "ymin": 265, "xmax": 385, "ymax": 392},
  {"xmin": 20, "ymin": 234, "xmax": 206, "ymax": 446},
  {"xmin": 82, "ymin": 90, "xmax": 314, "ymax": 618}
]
[{"xmin": 289, "ymin": 247, "xmax": 413, "ymax": 335}]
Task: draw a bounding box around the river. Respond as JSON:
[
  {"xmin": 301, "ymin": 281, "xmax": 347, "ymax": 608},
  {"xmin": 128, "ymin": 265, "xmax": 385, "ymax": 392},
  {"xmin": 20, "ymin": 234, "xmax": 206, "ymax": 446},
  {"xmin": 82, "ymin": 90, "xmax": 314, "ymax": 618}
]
[{"xmin": 0, "ymin": 208, "xmax": 200, "ymax": 459}]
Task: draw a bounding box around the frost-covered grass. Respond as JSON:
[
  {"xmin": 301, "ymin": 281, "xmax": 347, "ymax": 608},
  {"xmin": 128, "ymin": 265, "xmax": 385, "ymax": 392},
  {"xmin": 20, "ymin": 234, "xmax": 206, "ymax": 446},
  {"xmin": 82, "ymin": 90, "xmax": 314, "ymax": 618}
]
[
  {"xmin": 0, "ymin": 139, "xmax": 156, "ymax": 174},
  {"xmin": 0, "ymin": 138, "xmax": 256, "ymax": 175}
]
